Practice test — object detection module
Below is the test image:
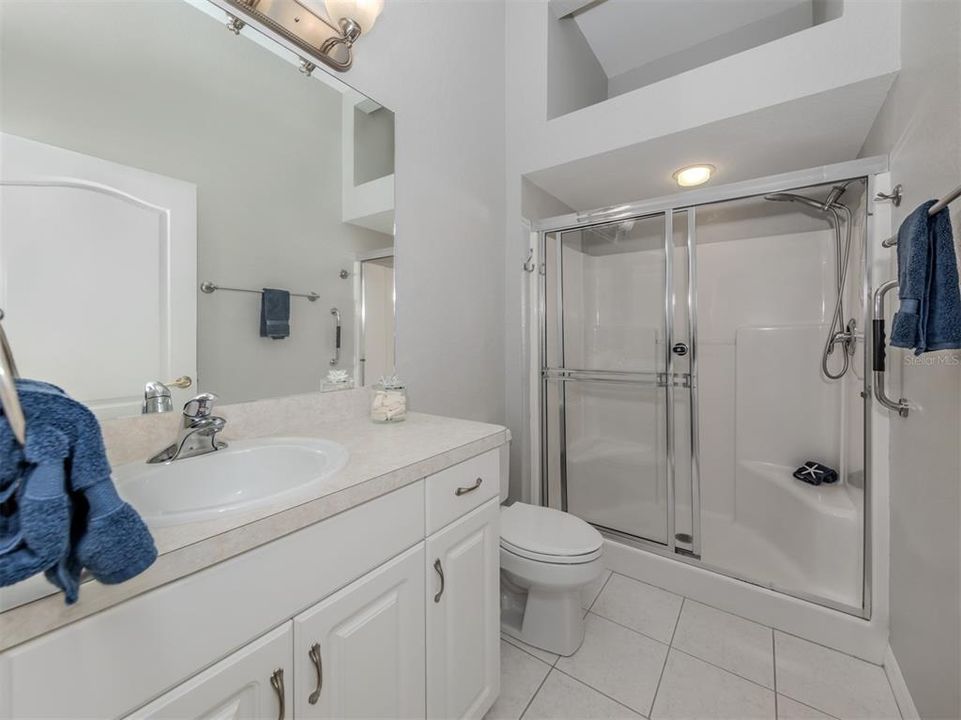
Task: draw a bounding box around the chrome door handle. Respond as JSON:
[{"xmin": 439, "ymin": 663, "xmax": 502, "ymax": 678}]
[
  {"xmin": 307, "ymin": 642, "xmax": 323, "ymax": 705},
  {"xmin": 433, "ymin": 559, "xmax": 445, "ymax": 603},
  {"xmin": 455, "ymin": 477, "xmax": 483, "ymax": 496},
  {"xmin": 270, "ymin": 668, "xmax": 285, "ymax": 720}
]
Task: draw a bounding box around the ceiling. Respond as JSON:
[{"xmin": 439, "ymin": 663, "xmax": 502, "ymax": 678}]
[
  {"xmin": 525, "ymin": 74, "xmax": 895, "ymax": 213},
  {"xmin": 572, "ymin": 0, "xmax": 813, "ymax": 79}
]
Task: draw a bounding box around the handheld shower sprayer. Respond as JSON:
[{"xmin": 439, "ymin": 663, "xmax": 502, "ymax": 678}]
[{"xmin": 764, "ymin": 189, "xmax": 855, "ymax": 380}]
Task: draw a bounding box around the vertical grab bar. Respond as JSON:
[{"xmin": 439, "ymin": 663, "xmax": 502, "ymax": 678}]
[
  {"xmin": 329, "ymin": 307, "xmax": 341, "ymax": 366},
  {"xmin": 872, "ymin": 280, "xmax": 910, "ymax": 417},
  {"xmin": 0, "ymin": 309, "xmax": 26, "ymax": 445}
]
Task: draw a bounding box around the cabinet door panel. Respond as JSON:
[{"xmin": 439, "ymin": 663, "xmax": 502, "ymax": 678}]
[
  {"xmin": 126, "ymin": 624, "xmax": 290, "ymax": 720},
  {"xmin": 293, "ymin": 544, "xmax": 426, "ymax": 719},
  {"xmin": 426, "ymin": 499, "xmax": 500, "ymax": 720}
]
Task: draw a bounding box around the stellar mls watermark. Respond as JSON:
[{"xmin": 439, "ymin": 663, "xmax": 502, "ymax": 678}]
[{"xmin": 904, "ymin": 353, "xmax": 961, "ymax": 366}]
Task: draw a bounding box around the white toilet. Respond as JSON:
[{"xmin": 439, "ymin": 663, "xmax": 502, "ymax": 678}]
[{"xmin": 499, "ymin": 501, "xmax": 604, "ymax": 656}]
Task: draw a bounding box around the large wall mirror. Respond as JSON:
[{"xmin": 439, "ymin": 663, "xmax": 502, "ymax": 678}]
[{"xmin": 0, "ymin": 0, "xmax": 395, "ymax": 417}]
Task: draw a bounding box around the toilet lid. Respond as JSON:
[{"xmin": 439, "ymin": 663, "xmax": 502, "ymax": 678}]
[{"xmin": 500, "ymin": 503, "xmax": 603, "ymax": 559}]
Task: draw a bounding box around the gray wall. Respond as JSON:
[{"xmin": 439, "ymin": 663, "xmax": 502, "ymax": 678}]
[
  {"xmin": 547, "ymin": 15, "xmax": 608, "ymax": 119},
  {"xmin": 861, "ymin": 1, "xmax": 961, "ymax": 717},
  {"xmin": 0, "ymin": 0, "xmax": 390, "ymax": 405},
  {"xmin": 354, "ymin": 107, "xmax": 395, "ymax": 185}
]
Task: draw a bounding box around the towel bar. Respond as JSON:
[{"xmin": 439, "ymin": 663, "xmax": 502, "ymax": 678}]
[
  {"xmin": 872, "ymin": 280, "xmax": 910, "ymax": 417},
  {"xmin": 0, "ymin": 308, "xmax": 26, "ymax": 445},
  {"xmin": 881, "ymin": 181, "xmax": 961, "ymax": 247},
  {"xmin": 200, "ymin": 281, "xmax": 319, "ymax": 302}
]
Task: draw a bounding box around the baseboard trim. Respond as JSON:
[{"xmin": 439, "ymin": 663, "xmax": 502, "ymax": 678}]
[{"xmin": 884, "ymin": 645, "xmax": 920, "ymax": 720}]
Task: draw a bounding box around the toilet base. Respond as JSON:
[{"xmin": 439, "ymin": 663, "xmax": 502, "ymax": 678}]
[{"xmin": 499, "ymin": 553, "xmax": 603, "ymax": 657}]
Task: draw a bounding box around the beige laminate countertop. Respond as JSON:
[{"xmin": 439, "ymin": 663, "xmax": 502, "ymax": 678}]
[{"xmin": 1, "ymin": 392, "xmax": 508, "ymax": 651}]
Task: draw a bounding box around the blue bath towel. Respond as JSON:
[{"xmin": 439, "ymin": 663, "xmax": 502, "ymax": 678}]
[
  {"xmin": 0, "ymin": 380, "xmax": 156, "ymax": 603},
  {"xmin": 890, "ymin": 201, "xmax": 961, "ymax": 354},
  {"xmin": 260, "ymin": 288, "xmax": 290, "ymax": 339}
]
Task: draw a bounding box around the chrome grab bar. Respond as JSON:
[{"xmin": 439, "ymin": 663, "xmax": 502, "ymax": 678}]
[
  {"xmin": 0, "ymin": 308, "xmax": 25, "ymax": 446},
  {"xmin": 329, "ymin": 307, "xmax": 341, "ymax": 366},
  {"xmin": 872, "ymin": 280, "xmax": 910, "ymax": 417}
]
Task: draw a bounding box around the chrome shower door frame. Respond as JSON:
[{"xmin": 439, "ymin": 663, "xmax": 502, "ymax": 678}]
[
  {"xmin": 534, "ymin": 155, "xmax": 887, "ymax": 620},
  {"xmin": 539, "ymin": 209, "xmax": 697, "ymax": 556}
]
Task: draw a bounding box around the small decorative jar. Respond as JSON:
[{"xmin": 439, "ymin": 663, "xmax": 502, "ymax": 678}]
[
  {"xmin": 370, "ymin": 375, "xmax": 407, "ymax": 423},
  {"xmin": 322, "ymin": 369, "xmax": 354, "ymax": 393}
]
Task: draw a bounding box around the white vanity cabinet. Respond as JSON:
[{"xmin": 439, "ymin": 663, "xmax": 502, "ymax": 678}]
[
  {"xmin": 0, "ymin": 447, "xmax": 503, "ymax": 720},
  {"xmin": 426, "ymin": 498, "xmax": 500, "ymax": 720},
  {"xmin": 292, "ymin": 544, "xmax": 426, "ymax": 720},
  {"xmin": 128, "ymin": 624, "xmax": 292, "ymax": 720}
]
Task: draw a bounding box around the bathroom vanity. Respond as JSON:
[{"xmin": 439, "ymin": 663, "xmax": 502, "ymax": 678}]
[{"xmin": 0, "ymin": 392, "xmax": 507, "ymax": 720}]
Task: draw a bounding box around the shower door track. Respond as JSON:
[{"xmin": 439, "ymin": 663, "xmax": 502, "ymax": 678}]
[{"xmin": 535, "ymin": 155, "xmax": 886, "ymax": 620}]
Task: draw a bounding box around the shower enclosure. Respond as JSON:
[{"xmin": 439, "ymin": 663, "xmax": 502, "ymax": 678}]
[{"xmin": 536, "ymin": 163, "xmax": 878, "ymax": 617}]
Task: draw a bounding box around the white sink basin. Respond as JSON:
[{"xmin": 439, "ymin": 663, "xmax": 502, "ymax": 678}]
[{"xmin": 115, "ymin": 437, "xmax": 349, "ymax": 527}]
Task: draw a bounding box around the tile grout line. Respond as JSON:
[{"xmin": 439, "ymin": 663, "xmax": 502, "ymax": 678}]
[
  {"xmin": 584, "ymin": 610, "xmax": 671, "ymax": 649},
  {"xmin": 501, "ymin": 634, "xmax": 560, "ymax": 668},
  {"xmin": 549, "ymin": 666, "xmax": 651, "ymax": 719},
  {"xmin": 669, "ymin": 646, "xmax": 777, "ymax": 695},
  {"xmin": 772, "ymin": 631, "xmax": 778, "ymax": 719},
  {"xmin": 609, "ymin": 571, "xmax": 886, "ymax": 670},
  {"xmin": 517, "ymin": 665, "xmax": 553, "ymax": 720},
  {"xmin": 647, "ymin": 596, "xmax": 685, "ymax": 718},
  {"xmin": 586, "ymin": 570, "xmax": 614, "ymax": 614},
  {"xmin": 775, "ymin": 691, "xmax": 844, "ymax": 720},
  {"xmin": 773, "ymin": 625, "xmax": 888, "ymax": 668}
]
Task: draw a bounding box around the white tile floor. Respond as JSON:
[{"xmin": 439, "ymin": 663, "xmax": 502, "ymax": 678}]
[{"xmin": 488, "ymin": 571, "xmax": 903, "ymax": 720}]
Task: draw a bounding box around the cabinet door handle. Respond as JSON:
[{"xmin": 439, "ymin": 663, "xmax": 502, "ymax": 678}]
[
  {"xmin": 433, "ymin": 559, "xmax": 445, "ymax": 603},
  {"xmin": 308, "ymin": 642, "xmax": 323, "ymax": 705},
  {"xmin": 270, "ymin": 668, "xmax": 286, "ymax": 720},
  {"xmin": 455, "ymin": 477, "xmax": 483, "ymax": 496}
]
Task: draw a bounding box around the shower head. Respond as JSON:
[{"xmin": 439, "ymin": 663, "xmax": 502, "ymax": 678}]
[
  {"xmin": 764, "ymin": 187, "xmax": 848, "ymax": 213},
  {"xmin": 763, "ymin": 192, "xmax": 831, "ymax": 211}
]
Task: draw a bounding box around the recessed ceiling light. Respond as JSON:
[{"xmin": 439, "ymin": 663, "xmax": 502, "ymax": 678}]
[{"xmin": 673, "ymin": 164, "xmax": 715, "ymax": 188}]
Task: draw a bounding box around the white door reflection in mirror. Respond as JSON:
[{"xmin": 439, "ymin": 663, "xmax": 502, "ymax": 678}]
[
  {"xmin": 359, "ymin": 253, "xmax": 395, "ymax": 386},
  {"xmin": 0, "ymin": 133, "xmax": 197, "ymax": 417}
]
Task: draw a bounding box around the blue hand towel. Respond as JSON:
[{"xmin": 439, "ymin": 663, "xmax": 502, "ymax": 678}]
[
  {"xmin": 0, "ymin": 380, "xmax": 157, "ymax": 603},
  {"xmin": 260, "ymin": 288, "xmax": 290, "ymax": 339},
  {"xmin": 890, "ymin": 201, "xmax": 961, "ymax": 354}
]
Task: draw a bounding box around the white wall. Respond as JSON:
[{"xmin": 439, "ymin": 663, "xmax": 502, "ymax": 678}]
[
  {"xmin": 860, "ymin": 1, "xmax": 961, "ymax": 717},
  {"xmin": 0, "ymin": 1, "xmax": 391, "ymax": 405},
  {"xmin": 339, "ymin": 1, "xmax": 507, "ymax": 425}
]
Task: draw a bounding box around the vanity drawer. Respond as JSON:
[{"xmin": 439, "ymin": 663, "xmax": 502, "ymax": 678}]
[{"xmin": 426, "ymin": 449, "xmax": 500, "ymax": 534}]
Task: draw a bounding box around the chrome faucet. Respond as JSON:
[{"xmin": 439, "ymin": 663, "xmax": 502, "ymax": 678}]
[
  {"xmin": 147, "ymin": 392, "xmax": 227, "ymax": 464},
  {"xmin": 142, "ymin": 376, "xmax": 193, "ymax": 414}
]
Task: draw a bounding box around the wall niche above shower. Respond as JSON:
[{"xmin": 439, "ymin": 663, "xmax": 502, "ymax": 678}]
[{"xmin": 546, "ymin": 0, "xmax": 845, "ymax": 119}]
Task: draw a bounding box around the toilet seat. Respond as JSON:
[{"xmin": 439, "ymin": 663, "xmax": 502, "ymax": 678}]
[{"xmin": 500, "ymin": 503, "xmax": 603, "ymax": 565}]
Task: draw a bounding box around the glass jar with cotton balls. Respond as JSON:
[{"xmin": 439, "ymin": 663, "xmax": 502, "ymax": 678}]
[{"xmin": 370, "ymin": 375, "xmax": 407, "ymax": 423}]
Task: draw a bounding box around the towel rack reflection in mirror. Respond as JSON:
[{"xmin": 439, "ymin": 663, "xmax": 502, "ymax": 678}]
[
  {"xmin": 881, "ymin": 181, "xmax": 961, "ymax": 247},
  {"xmin": 0, "ymin": 308, "xmax": 26, "ymax": 445},
  {"xmin": 200, "ymin": 281, "xmax": 319, "ymax": 302},
  {"xmin": 872, "ymin": 280, "xmax": 910, "ymax": 417}
]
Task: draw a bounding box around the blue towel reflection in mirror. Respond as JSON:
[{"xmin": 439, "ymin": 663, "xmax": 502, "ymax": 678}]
[{"xmin": 260, "ymin": 288, "xmax": 291, "ymax": 339}]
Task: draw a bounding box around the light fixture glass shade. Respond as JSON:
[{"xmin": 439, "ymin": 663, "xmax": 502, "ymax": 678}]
[
  {"xmin": 673, "ymin": 164, "xmax": 715, "ymax": 187},
  {"xmin": 324, "ymin": 0, "xmax": 385, "ymax": 32}
]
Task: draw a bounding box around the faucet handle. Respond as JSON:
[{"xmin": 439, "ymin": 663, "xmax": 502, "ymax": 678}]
[{"xmin": 183, "ymin": 392, "xmax": 219, "ymax": 419}]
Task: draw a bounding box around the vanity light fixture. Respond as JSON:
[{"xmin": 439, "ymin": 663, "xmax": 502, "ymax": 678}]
[
  {"xmin": 218, "ymin": 0, "xmax": 384, "ymax": 74},
  {"xmin": 673, "ymin": 164, "xmax": 716, "ymax": 188}
]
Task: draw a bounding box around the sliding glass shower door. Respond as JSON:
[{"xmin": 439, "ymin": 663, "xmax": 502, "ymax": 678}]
[{"xmin": 542, "ymin": 210, "xmax": 695, "ymax": 552}]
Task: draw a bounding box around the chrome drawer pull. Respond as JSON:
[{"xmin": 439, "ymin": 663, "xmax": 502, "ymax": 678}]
[
  {"xmin": 270, "ymin": 668, "xmax": 286, "ymax": 720},
  {"xmin": 433, "ymin": 559, "xmax": 445, "ymax": 603},
  {"xmin": 455, "ymin": 477, "xmax": 483, "ymax": 496},
  {"xmin": 308, "ymin": 642, "xmax": 323, "ymax": 705}
]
